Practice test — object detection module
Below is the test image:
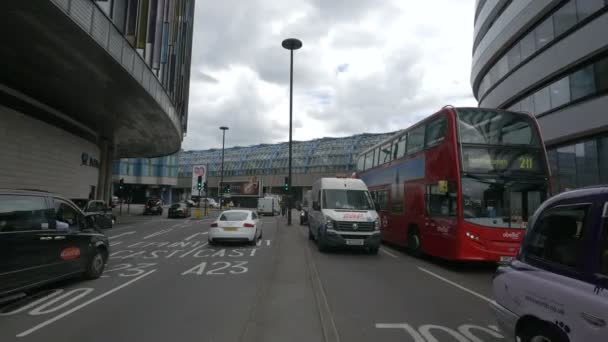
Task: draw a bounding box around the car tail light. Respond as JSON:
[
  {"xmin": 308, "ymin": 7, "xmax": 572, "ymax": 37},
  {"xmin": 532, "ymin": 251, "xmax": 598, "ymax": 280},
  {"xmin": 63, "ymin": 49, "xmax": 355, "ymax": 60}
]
[
  {"xmin": 243, "ymin": 223, "xmax": 254, "ymax": 228},
  {"xmin": 210, "ymin": 223, "xmax": 218, "ymax": 227}
]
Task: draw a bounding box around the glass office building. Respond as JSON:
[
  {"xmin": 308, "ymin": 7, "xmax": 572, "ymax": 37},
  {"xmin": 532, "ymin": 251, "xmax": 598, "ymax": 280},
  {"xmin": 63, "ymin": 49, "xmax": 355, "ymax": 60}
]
[{"xmin": 471, "ymin": 0, "xmax": 608, "ymax": 192}]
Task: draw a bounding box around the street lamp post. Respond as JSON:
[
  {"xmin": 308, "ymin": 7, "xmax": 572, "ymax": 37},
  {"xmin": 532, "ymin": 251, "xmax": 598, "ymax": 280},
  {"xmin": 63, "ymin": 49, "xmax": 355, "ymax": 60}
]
[
  {"xmin": 219, "ymin": 126, "xmax": 229, "ymax": 209},
  {"xmin": 282, "ymin": 38, "xmax": 302, "ymax": 226}
]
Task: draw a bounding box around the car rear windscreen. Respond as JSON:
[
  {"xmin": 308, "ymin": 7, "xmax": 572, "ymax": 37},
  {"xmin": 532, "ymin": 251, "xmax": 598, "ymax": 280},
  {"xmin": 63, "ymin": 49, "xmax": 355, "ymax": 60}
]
[{"xmin": 220, "ymin": 212, "xmax": 249, "ymax": 221}]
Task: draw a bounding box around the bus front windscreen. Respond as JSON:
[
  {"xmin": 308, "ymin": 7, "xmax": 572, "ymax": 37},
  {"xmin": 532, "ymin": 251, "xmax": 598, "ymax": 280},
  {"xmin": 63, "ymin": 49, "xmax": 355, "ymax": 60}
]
[
  {"xmin": 457, "ymin": 109, "xmax": 541, "ymax": 146},
  {"xmin": 461, "ymin": 176, "xmax": 547, "ymax": 229},
  {"xmin": 323, "ymin": 190, "xmax": 374, "ymax": 210}
]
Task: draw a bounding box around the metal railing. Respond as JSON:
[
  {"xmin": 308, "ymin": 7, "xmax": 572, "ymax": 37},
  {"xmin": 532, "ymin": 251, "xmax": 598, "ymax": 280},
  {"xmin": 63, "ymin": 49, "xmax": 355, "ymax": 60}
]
[{"xmin": 50, "ymin": 0, "xmax": 181, "ymax": 136}]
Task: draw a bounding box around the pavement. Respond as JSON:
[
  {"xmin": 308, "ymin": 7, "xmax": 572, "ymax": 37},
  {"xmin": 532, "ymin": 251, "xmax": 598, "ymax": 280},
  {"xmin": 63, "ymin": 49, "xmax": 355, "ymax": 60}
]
[{"xmin": 0, "ymin": 210, "xmax": 505, "ymax": 342}]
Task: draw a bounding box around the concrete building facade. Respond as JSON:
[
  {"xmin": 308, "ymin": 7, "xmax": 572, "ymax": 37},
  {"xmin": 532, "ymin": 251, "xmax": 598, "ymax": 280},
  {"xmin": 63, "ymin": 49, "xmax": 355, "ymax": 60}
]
[
  {"xmin": 0, "ymin": 0, "xmax": 194, "ymax": 202},
  {"xmin": 471, "ymin": 0, "xmax": 608, "ymax": 192}
]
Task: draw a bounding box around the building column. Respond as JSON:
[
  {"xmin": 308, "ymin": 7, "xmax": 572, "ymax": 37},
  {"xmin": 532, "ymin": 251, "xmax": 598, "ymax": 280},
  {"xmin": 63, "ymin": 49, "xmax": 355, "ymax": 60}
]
[
  {"xmin": 96, "ymin": 139, "xmax": 113, "ymax": 203},
  {"xmin": 104, "ymin": 146, "xmax": 114, "ymax": 203}
]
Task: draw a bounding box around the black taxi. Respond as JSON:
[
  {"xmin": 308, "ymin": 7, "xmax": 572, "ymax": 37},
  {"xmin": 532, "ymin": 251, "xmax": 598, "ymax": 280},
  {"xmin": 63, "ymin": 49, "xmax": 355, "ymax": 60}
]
[{"xmin": 0, "ymin": 189, "xmax": 110, "ymax": 297}]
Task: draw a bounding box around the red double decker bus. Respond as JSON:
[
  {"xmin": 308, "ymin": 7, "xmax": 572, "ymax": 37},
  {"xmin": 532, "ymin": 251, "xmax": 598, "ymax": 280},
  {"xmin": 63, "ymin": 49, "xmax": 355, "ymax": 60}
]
[{"xmin": 356, "ymin": 106, "xmax": 550, "ymax": 262}]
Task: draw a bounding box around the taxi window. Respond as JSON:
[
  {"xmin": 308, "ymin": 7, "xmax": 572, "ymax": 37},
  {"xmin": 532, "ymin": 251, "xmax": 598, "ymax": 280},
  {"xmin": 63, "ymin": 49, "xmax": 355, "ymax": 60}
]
[
  {"xmin": 600, "ymin": 216, "xmax": 608, "ymax": 276},
  {"xmin": 0, "ymin": 195, "xmax": 51, "ymax": 232},
  {"xmin": 526, "ymin": 205, "xmax": 588, "ymax": 269},
  {"xmin": 54, "ymin": 200, "xmax": 81, "ymax": 229}
]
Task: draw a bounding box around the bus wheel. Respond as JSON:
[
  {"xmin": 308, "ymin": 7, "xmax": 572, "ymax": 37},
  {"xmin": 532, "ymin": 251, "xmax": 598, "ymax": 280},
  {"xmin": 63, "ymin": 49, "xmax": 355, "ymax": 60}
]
[{"xmin": 407, "ymin": 227, "xmax": 422, "ymax": 257}]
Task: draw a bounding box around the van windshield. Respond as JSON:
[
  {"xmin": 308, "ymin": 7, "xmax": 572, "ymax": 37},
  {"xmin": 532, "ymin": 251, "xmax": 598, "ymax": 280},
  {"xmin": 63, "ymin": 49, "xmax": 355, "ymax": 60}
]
[{"xmin": 323, "ymin": 190, "xmax": 374, "ymax": 210}]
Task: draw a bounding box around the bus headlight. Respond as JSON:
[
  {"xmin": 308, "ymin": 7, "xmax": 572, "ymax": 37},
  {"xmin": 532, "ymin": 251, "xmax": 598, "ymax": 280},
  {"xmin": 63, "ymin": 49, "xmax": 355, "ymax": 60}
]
[
  {"xmin": 465, "ymin": 231, "xmax": 480, "ymax": 241},
  {"xmin": 325, "ymin": 218, "xmax": 334, "ymax": 229},
  {"xmin": 374, "ymin": 218, "xmax": 380, "ymax": 230}
]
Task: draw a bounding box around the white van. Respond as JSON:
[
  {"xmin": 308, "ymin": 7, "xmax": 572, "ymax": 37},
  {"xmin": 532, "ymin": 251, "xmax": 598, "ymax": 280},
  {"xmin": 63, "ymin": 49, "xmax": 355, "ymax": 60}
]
[
  {"xmin": 308, "ymin": 178, "xmax": 380, "ymax": 253},
  {"xmin": 257, "ymin": 196, "xmax": 280, "ymax": 216}
]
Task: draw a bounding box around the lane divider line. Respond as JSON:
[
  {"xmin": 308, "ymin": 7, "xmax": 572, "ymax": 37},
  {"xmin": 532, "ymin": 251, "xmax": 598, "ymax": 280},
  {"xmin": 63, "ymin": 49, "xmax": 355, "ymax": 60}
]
[
  {"xmin": 417, "ymin": 267, "xmax": 494, "ymax": 304},
  {"xmin": 108, "ymin": 231, "xmax": 135, "ymax": 240},
  {"xmin": 143, "ymin": 229, "xmax": 173, "ymax": 239},
  {"xmin": 17, "ymin": 270, "xmax": 156, "ymax": 337},
  {"xmin": 110, "ymin": 242, "xmax": 122, "ymax": 247},
  {"xmin": 379, "ymin": 248, "xmax": 399, "ymax": 258}
]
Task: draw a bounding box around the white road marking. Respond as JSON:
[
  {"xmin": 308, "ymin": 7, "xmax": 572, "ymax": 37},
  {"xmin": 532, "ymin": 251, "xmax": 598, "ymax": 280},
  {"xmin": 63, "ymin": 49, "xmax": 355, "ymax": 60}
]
[
  {"xmin": 379, "ymin": 248, "xmax": 398, "ymax": 258},
  {"xmin": 108, "ymin": 231, "xmax": 135, "ymax": 239},
  {"xmin": 184, "ymin": 232, "xmax": 207, "ymax": 241},
  {"xmin": 375, "ymin": 323, "xmax": 425, "ymax": 342},
  {"xmin": 143, "ymin": 229, "xmax": 173, "ymax": 239},
  {"xmin": 265, "ymin": 240, "xmax": 270, "ymax": 246},
  {"xmin": 110, "ymin": 242, "xmax": 122, "ymax": 247},
  {"xmin": 179, "ymin": 244, "xmax": 208, "ymax": 258},
  {"xmin": 17, "ymin": 270, "xmax": 156, "ymax": 337},
  {"xmin": 417, "ymin": 267, "xmax": 494, "ymax": 304}
]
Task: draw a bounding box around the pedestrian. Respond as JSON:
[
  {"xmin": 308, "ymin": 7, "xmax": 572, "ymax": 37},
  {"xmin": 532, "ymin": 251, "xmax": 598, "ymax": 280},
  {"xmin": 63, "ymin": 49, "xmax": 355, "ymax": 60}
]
[{"xmin": 281, "ymin": 201, "xmax": 286, "ymax": 216}]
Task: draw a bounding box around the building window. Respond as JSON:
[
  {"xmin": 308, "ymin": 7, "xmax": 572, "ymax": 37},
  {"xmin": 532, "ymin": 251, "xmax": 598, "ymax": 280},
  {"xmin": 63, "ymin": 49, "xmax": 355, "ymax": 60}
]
[
  {"xmin": 596, "ymin": 58, "xmax": 608, "ymax": 92},
  {"xmin": 507, "ymin": 42, "xmax": 521, "ymax": 69},
  {"xmin": 549, "ymin": 76, "xmax": 571, "ymax": 108},
  {"xmin": 575, "ymin": 0, "xmax": 604, "ymax": 22},
  {"xmin": 520, "ymin": 31, "xmax": 536, "ymax": 61},
  {"xmin": 570, "ymin": 65, "xmax": 596, "ymax": 100},
  {"xmin": 599, "ymin": 137, "xmax": 608, "ymax": 184},
  {"xmin": 496, "ymin": 55, "xmax": 509, "ymax": 79},
  {"xmin": 533, "ymin": 86, "xmax": 551, "ymax": 114},
  {"xmin": 535, "ymin": 19, "xmax": 554, "ymax": 50},
  {"xmin": 553, "ymin": 1, "xmax": 578, "ymax": 37}
]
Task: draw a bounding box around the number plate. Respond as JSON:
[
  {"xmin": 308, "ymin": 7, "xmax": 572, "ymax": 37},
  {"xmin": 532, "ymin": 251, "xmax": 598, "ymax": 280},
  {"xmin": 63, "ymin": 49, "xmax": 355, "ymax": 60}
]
[
  {"xmin": 345, "ymin": 239, "xmax": 364, "ymax": 246},
  {"xmin": 500, "ymin": 256, "xmax": 514, "ymax": 263},
  {"xmin": 223, "ymin": 227, "xmax": 238, "ymax": 231}
]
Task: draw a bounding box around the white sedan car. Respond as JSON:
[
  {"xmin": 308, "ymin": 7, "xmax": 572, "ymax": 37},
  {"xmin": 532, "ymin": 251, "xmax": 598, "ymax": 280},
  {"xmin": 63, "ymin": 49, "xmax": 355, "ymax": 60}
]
[{"xmin": 209, "ymin": 210, "xmax": 262, "ymax": 245}]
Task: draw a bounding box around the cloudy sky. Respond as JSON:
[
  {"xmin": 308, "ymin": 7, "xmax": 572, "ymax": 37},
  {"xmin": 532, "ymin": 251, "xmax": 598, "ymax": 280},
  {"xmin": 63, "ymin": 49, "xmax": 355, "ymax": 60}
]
[{"xmin": 182, "ymin": 0, "xmax": 477, "ymax": 151}]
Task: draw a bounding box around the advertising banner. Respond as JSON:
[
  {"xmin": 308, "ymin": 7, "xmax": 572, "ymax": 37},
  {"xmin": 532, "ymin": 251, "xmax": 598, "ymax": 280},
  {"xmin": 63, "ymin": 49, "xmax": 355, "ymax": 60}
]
[
  {"xmin": 224, "ymin": 176, "xmax": 261, "ymax": 197},
  {"xmin": 191, "ymin": 165, "xmax": 207, "ymax": 194}
]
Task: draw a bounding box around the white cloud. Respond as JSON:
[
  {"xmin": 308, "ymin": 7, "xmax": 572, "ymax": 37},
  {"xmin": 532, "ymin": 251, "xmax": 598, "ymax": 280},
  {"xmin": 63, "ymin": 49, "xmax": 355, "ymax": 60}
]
[{"xmin": 183, "ymin": 0, "xmax": 477, "ymax": 150}]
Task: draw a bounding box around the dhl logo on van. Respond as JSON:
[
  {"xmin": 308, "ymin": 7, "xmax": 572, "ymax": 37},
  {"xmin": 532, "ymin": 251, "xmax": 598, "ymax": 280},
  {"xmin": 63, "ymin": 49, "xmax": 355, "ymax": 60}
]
[{"xmin": 60, "ymin": 247, "xmax": 81, "ymax": 260}]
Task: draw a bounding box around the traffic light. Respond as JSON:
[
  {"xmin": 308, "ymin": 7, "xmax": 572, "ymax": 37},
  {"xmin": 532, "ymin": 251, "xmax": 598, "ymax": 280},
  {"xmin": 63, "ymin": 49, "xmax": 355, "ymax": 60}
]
[
  {"xmin": 203, "ymin": 181, "xmax": 208, "ymax": 192},
  {"xmin": 119, "ymin": 178, "xmax": 124, "ymax": 191},
  {"xmin": 197, "ymin": 176, "xmax": 202, "ymax": 190},
  {"xmin": 284, "ymin": 177, "xmax": 289, "ymax": 191},
  {"xmin": 224, "ymin": 185, "xmax": 231, "ymax": 193}
]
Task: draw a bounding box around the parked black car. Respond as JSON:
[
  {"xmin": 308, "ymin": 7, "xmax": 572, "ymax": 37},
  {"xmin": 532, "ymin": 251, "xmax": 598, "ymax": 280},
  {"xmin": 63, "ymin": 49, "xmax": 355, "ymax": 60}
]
[
  {"xmin": 168, "ymin": 202, "xmax": 191, "ymax": 218},
  {"xmin": 71, "ymin": 199, "xmax": 116, "ymax": 229},
  {"xmin": 143, "ymin": 198, "xmax": 163, "ymax": 215},
  {"xmin": 0, "ymin": 189, "xmax": 110, "ymax": 297}
]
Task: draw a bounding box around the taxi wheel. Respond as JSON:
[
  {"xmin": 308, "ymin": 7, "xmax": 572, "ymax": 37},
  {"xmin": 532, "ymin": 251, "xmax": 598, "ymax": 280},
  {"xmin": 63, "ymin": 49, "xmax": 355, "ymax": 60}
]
[
  {"xmin": 84, "ymin": 248, "xmax": 106, "ymax": 280},
  {"xmin": 518, "ymin": 321, "xmax": 569, "ymax": 342}
]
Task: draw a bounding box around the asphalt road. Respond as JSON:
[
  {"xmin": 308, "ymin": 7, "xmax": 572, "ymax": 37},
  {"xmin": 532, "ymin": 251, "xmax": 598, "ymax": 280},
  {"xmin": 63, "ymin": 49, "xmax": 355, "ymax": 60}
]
[{"xmin": 0, "ymin": 211, "xmax": 505, "ymax": 342}]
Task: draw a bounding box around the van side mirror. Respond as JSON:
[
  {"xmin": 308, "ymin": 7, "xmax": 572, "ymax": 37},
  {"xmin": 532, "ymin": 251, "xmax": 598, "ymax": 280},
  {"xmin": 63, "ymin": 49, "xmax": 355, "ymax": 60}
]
[{"xmin": 313, "ymin": 201, "xmax": 320, "ymax": 211}]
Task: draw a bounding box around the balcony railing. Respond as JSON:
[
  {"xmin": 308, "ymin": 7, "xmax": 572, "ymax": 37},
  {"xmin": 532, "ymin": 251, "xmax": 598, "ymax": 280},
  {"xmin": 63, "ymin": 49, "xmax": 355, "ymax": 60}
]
[{"xmin": 50, "ymin": 0, "xmax": 181, "ymax": 136}]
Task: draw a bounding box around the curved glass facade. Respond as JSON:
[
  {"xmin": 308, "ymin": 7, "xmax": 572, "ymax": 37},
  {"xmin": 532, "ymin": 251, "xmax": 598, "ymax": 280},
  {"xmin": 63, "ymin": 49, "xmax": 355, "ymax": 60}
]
[
  {"xmin": 472, "ymin": 0, "xmax": 608, "ymax": 194},
  {"xmin": 476, "ymin": 0, "xmax": 607, "ymax": 100},
  {"xmin": 178, "ymin": 133, "xmax": 393, "ymax": 178}
]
